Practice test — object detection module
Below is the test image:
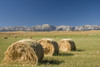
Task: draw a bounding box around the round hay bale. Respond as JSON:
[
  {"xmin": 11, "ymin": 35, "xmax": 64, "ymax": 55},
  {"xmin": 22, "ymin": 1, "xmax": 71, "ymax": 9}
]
[
  {"xmin": 3, "ymin": 39, "xmax": 44, "ymax": 64},
  {"xmin": 14, "ymin": 35, "xmax": 17, "ymax": 38},
  {"xmin": 29, "ymin": 36, "xmax": 32, "ymax": 39},
  {"xmin": 4, "ymin": 37, "xmax": 8, "ymax": 39},
  {"xmin": 38, "ymin": 38, "xmax": 59, "ymax": 56},
  {"xmin": 54, "ymin": 36, "xmax": 56, "ymax": 38},
  {"xmin": 58, "ymin": 39, "xmax": 76, "ymax": 52}
]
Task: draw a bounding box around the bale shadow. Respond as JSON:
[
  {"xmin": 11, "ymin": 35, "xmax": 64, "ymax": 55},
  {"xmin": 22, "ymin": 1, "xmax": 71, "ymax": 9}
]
[
  {"xmin": 40, "ymin": 60, "xmax": 64, "ymax": 65},
  {"xmin": 58, "ymin": 53, "xmax": 74, "ymax": 56},
  {"xmin": 77, "ymin": 49, "xmax": 85, "ymax": 52}
]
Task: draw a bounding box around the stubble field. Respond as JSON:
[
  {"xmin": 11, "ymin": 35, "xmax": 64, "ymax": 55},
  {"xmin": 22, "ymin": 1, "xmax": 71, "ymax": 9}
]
[{"xmin": 0, "ymin": 31, "xmax": 100, "ymax": 67}]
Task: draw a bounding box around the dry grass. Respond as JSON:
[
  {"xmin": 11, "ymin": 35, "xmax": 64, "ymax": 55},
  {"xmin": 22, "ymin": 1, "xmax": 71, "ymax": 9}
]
[{"xmin": 1, "ymin": 30, "xmax": 100, "ymax": 37}]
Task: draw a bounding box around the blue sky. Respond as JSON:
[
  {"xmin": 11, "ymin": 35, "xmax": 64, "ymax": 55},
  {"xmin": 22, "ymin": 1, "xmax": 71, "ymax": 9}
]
[{"xmin": 0, "ymin": 0, "xmax": 100, "ymax": 26}]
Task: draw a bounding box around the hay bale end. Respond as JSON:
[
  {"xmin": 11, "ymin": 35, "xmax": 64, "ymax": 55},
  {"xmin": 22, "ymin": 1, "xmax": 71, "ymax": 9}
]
[
  {"xmin": 38, "ymin": 38, "xmax": 59, "ymax": 56},
  {"xmin": 3, "ymin": 39, "xmax": 44, "ymax": 65},
  {"xmin": 58, "ymin": 39, "xmax": 76, "ymax": 52}
]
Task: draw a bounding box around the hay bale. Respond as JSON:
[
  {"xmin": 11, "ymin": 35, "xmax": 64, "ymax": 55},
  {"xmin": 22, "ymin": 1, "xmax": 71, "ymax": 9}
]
[
  {"xmin": 29, "ymin": 36, "xmax": 32, "ymax": 39},
  {"xmin": 58, "ymin": 39, "xmax": 76, "ymax": 52},
  {"xmin": 4, "ymin": 37, "xmax": 8, "ymax": 39},
  {"xmin": 54, "ymin": 36, "xmax": 56, "ymax": 38},
  {"xmin": 14, "ymin": 35, "xmax": 17, "ymax": 38},
  {"xmin": 38, "ymin": 38, "xmax": 59, "ymax": 56},
  {"xmin": 3, "ymin": 39, "xmax": 44, "ymax": 64}
]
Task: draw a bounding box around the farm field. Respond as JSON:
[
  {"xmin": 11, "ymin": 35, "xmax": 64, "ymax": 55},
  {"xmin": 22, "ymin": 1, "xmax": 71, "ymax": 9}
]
[{"xmin": 0, "ymin": 31, "xmax": 100, "ymax": 67}]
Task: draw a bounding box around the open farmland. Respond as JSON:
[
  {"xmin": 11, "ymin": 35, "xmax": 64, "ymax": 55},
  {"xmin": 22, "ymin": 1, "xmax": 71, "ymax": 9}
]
[{"xmin": 0, "ymin": 31, "xmax": 100, "ymax": 67}]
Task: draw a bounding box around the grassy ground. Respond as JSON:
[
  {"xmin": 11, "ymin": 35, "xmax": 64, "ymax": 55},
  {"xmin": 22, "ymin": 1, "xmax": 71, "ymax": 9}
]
[{"xmin": 0, "ymin": 31, "xmax": 100, "ymax": 67}]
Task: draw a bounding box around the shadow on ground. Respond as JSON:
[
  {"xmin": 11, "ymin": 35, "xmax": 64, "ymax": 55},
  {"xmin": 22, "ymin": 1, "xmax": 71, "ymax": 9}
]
[
  {"xmin": 58, "ymin": 53, "xmax": 74, "ymax": 56},
  {"xmin": 77, "ymin": 49, "xmax": 85, "ymax": 52},
  {"xmin": 40, "ymin": 59, "xmax": 64, "ymax": 65}
]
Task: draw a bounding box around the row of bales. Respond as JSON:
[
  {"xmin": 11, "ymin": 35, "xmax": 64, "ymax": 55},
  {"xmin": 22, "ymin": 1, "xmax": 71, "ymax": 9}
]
[
  {"xmin": 3, "ymin": 35, "xmax": 18, "ymax": 39},
  {"xmin": 3, "ymin": 38, "xmax": 76, "ymax": 65},
  {"xmin": 3, "ymin": 35, "xmax": 56, "ymax": 39}
]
